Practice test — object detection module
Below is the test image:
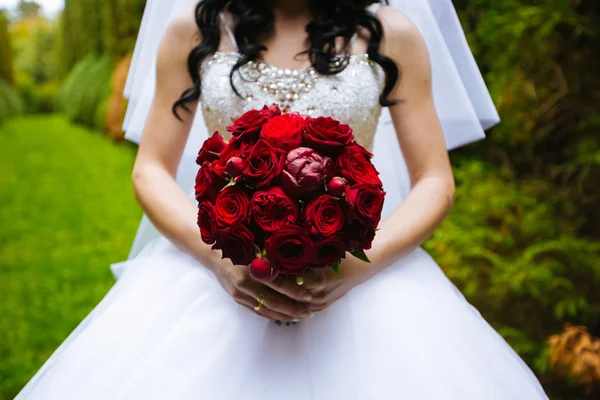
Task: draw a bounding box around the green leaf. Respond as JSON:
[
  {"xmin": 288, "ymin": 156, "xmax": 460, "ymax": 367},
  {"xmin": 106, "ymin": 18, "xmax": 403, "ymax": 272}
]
[
  {"xmin": 350, "ymin": 250, "xmax": 371, "ymax": 263},
  {"xmin": 331, "ymin": 260, "xmax": 341, "ymax": 275}
]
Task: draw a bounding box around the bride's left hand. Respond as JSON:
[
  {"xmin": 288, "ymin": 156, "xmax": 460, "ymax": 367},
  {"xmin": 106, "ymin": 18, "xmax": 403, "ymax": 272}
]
[{"xmin": 299, "ymin": 257, "xmax": 376, "ymax": 312}]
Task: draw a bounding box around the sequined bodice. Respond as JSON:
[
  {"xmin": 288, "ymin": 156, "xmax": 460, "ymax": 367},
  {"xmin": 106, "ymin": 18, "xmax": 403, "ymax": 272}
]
[{"xmin": 200, "ymin": 52, "xmax": 385, "ymax": 151}]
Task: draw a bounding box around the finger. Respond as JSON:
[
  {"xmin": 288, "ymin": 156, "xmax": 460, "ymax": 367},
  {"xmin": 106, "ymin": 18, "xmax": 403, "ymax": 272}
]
[
  {"xmin": 236, "ymin": 295, "xmax": 297, "ymax": 323},
  {"xmin": 264, "ymin": 275, "xmax": 313, "ymax": 302},
  {"xmin": 233, "ymin": 271, "xmax": 311, "ymax": 318},
  {"xmin": 299, "ymin": 269, "xmax": 329, "ymax": 293},
  {"xmin": 307, "ymin": 299, "xmax": 329, "ymax": 312},
  {"xmin": 245, "ymin": 286, "xmax": 312, "ymax": 319}
]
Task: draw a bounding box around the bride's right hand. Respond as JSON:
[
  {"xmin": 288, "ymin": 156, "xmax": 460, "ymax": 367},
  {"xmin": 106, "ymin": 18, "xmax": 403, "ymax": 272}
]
[{"xmin": 212, "ymin": 260, "xmax": 314, "ymax": 322}]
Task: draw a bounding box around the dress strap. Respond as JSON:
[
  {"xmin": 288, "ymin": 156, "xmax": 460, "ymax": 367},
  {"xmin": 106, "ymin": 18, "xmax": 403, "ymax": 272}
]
[
  {"xmin": 219, "ymin": 13, "xmax": 238, "ymax": 50},
  {"xmin": 367, "ymin": 2, "xmax": 382, "ymax": 14},
  {"xmin": 350, "ymin": 3, "xmax": 382, "ymax": 44},
  {"xmin": 349, "ymin": 32, "xmax": 359, "ymax": 45}
]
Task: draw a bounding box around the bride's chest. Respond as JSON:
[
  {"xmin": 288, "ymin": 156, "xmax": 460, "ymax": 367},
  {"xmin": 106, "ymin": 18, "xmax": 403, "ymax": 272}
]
[{"xmin": 200, "ymin": 52, "xmax": 385, "ymax": 150}]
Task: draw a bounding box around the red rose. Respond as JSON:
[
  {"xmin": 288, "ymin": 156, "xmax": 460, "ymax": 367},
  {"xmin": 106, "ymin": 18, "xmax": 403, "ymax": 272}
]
[
  {"xmin": 251, "ymin": 186, "xmax": 298, "ymax": 232},
  {"xmin": 215, "ymin": 186, "xmax": 252, "ymax": 227},
  {"xmin": 259, "ymin": 113, "xmax": 305, "ymax": 151},
  {"xmin": 345, "ymin": 183, "xmax": 385, "ymax": 226},
  {"xmin": 305, "ymin": 195, "xmax": 344, "ymax": 237},
  {"xmin": 227, "ymin": 105, "xmax": 281, "ymax": 142},
  {"xmin": 305, "ymin": 116, "xmax": 354, "ymax": 156},
  {"xmin": 281, "ymin": 147, "xmax": 335, "ymax": 198},
  {"xmin": 197, "ymin": 202, "xmax": 217, "ymax": 244},
  {"xmin": 243, "ymin": 139, "xmax": 285, "ymax": 188},
  {"xmin": 265, "ymin": 225, "xmax": 314, "ymax": 273},
  {"xmin": 337, "ymin": 144, "xmax": 382, "ymax": 186},
  {"xmin": 196, "ymin": 132, "xmax": 227, "ymax": 165},
  {"xmin": 212, "ymin": 224, "xmax": 255, "ymax": 266},
  {"xmin": 313, "ymin": 235, "xmax": 346, "ymax": 267},
  {"xmin": 344, "ymin": 220, "xmax": 376, "ymax": 251},
  {"xmin": 195, "ymin": 162, "xmax": 226, "ymax": 202}
]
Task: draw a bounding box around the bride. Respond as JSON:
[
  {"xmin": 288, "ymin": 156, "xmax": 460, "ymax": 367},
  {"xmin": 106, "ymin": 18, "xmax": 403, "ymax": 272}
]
[{"xmin": 17, "ymin": 0, "xmax": 550, "ymax": 399}]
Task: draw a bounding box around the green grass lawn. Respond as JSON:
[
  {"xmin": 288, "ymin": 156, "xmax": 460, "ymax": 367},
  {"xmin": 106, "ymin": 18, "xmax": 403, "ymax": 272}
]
[{"xmin": 0, "ymin": 115, "xmax": 142, "ymax": 399}]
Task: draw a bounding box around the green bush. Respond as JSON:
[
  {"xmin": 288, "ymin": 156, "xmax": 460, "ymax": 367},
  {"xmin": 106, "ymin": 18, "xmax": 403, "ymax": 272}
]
[
  {"xmin": 59, "ymin": 55, "xmax": 114, "ymax": 128},
  {"xmin": 0, "ymin": 79, "xmax": 23, "ymax": 123},
  {"xmin": 16, "ymin": 77, "xmax": 59, "ymax": 114}
]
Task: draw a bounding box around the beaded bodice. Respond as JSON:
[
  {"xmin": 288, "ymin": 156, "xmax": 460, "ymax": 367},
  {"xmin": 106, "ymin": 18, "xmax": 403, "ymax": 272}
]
[{"xmin": 199, "ymin": 52, "xmax": 385, "ymax": 151}]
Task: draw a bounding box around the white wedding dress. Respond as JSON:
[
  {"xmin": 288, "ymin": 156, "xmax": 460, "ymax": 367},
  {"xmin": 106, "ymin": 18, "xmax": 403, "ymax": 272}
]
[{"xmin": 15, "ymin": 6, "xmax": 550, "ymax": 400}]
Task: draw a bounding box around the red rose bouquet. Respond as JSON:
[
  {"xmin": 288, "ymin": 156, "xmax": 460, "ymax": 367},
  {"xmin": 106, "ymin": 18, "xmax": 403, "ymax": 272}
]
[{"xmin": 195, "ymin": 104, "xmax": 385, "ymax": 282}]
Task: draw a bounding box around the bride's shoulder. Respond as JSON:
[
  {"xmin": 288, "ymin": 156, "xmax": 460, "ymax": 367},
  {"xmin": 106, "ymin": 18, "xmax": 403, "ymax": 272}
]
[
  {"xmin": 154, "ymin": 7, "xmax": 202, "ymax": 80},
  {"xmin": 161, "ymin": 6, "xmax": 202, "ymax": 54},
  {"xmin": 373, "ymin": 5, "xmax": 428, "ymax": 63}
]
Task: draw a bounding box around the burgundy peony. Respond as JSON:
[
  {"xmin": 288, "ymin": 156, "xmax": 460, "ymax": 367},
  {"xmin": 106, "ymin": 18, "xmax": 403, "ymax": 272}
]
[
  {"xmin": 337, "ymin": 143, "xmax": 382, "ymax": 186},
  {"xmin": 327, "ymin": 177, "xmax": 347, "ymax": 198},
  {"xmin": 313, "ymin": 235, "xmax": 347, "ymax": 267},
  {"xmin": 249, "ymin": 257, "xmax": 279, "ymax": 282},
  {"xmin": 195, "ymin": 161, "xmax": 226, "ymax": 202},
  {"xmin": 197, "ymin": 202, "xmax": 218, "ymax": 244},
  {"xmin": 304, "ymin": 195, "xmax": 345, "ymax": 237},
  {"xmin": 305, "ymin": 116, "xmax": 354, "ymax": 156},
  {"xmin": 243, "ymin": 139, "xmax": 285, "ymax": 188},
  {"xmin": 251, "ymin": 186, "xmax": 298, "ymax": 232},
  {"xmin": 214, "ymin": 186, "xmax": 252, "ymax": 227},
  {"xmin": 281, "ymin": 147, "xmax": 335, "ymax": 198},
  {"xmin": 226, "ymin": 105, "xmax": 282, "ymax": 142},
  {"xmin": 265, "ymin": 225, "xmax": 314, "ymax": 273},
  {"xmin": 345, "ymin": 183, "xmax": 385, "ymax": 226},
  {"xmin": 260, "ymin": 113, "xmax": 305, "ymax": 151},
  {"xmin": 196, "ymin": 132, "xmax": 227, "ymax": 164},
  {"xmin": 212, "ymin": 224, "xmax": 255, "ymax": 266}
]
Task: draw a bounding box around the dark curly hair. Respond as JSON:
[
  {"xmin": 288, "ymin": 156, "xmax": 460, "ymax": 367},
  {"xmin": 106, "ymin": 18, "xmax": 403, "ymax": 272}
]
[{"xmin": 173, "ymin": 0, "xmax": 399, "ymax": 118}]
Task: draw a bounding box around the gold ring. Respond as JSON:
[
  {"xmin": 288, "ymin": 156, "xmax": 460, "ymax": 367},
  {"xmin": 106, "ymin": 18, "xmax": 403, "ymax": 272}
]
[
  {"xmin": 295, "ymin": 276, "xmax": 304, "ymax": 286},
  {"xmin": 254, "ymin": 292, "xmax": 268, "ymax": 311}
]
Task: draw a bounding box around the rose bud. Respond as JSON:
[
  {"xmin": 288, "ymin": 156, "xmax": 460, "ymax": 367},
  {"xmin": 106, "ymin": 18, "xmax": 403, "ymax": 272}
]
[
  {"xmin": 281, "ymin": 147, "xmax": 335, "ymax": 198},
  {"xmin": 226, "ymin": 156, "xmax": 245, "ymax": 177},
  {"xmin": 249, "ymin": 257, "xmax": 279, "ymax": 282},
  {"xmin": 265, "ymin": 104, "xmax": 282, "ymax": 117},
  {"xmin": 327, "ymin": 177, "xmax": 347, "ymax": 197}
]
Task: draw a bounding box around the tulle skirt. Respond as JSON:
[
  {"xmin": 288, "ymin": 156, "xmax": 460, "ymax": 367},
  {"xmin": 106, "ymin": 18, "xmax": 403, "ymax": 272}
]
[{"xmin": 16, "ymin": 238, "xmax": 548, "ymax": 400}]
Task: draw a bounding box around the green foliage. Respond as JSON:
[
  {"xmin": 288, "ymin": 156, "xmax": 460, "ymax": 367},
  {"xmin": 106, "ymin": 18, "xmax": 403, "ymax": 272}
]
[
  {"xmin": 425, "ymin": 160, "xmax": 600, "ymax": 347},
  {"xmin": 9, "ymin": 12, "xmax": 60, "ymax": 113},
  {"xmin": 59, "ymin": 55, "xmax": 114, "ymax": 127},
  {"xmin": 426, "ymin": 1, "xmax": 600, "ymax": 397},
  {"xmin": 0, "ymin": 79, "xmax": 24, "ymax": 123},
  {"xmin": 58, "ymin": 0, "xmax": 146, "ymax": 76},
  {"xmin": 0, "ymin": 9, "xmax": 14, "ymax": 84},
  {"xmin": 13, "ymin": 19, "xmax": 57, "ymax": 85},
  {"xmin": 0, "ymin": 116, "xmax": 141, "ymax": 399},
  {"xmin": 52, "ymin": 0, "xmax": 145, "ymax": 129},
  {"xmin": 17, "ymin": 79, "xmax": 58, "ymax": 114},
  {"xmin": 16, "ymin": 0, "xmax": 41, "ymax": 19}
]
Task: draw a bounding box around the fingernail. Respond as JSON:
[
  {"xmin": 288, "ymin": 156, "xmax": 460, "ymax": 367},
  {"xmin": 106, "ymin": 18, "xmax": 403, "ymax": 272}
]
[
  {"xmin": 303, "ymin": 293, "xmax": 313, "ymax": 302},
  {"xmin": 292, "ymin": 318, "xmax": 300, "ymax": 323},
  {"xmin": 302, "ymin": 311, "xmax": 313, "ymax": 318}
]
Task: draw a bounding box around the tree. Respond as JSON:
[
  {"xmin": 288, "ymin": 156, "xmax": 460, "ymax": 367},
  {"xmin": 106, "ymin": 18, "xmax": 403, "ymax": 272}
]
[
  {"xmin": 17, "ymin": 0, "xmax": 41, "ymax": 19},
  {"xmin": 0, "ymin": 9, "xmax": 14, "ymax": 84}
]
